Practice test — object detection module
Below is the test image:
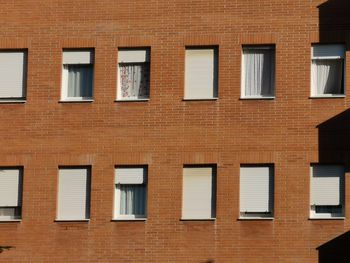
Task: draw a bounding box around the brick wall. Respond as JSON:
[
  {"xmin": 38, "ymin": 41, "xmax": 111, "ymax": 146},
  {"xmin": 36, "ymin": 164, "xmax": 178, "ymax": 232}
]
[{"xmin": 0, "ymin": 0, "xmax": 349, "ymax": 262}]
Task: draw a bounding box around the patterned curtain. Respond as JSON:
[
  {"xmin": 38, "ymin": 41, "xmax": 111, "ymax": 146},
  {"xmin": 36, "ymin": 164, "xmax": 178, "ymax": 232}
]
[{"xmin": 119, "ymin": 63, "xmax": 150, "ymax": 99}]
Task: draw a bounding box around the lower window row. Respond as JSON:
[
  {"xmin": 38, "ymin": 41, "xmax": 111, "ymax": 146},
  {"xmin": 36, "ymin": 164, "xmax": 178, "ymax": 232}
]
[{"xmin": 0, "ymin": 164, "xmax": 345, "ymax": 221}]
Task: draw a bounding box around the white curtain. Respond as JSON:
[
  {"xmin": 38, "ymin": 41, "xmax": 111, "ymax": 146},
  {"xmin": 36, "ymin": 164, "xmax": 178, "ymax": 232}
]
[
  {"xmin": 312, "ymin": 60, "xmax": 343, "ymax": 95},
  {"xmin": 244, "ymin": 49, "xmax": 275, "ymax": 96},
  {"xmin": 119, "ymin": 185, "xmax": 146, "ymax": 215},
  {"xmin": 68, "ymin": 65, "xmax": 93, "ymax": 97},
  {"xmin": 119, "ymin": 63, "xmax": 149, "ymax": 99}
]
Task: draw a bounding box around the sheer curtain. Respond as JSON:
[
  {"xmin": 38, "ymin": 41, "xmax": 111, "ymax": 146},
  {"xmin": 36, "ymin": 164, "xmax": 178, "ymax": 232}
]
[
  {"xmin": 244, "ymin": 48, "xmax": 275, "ymax": 97},
  {"xmin": 119, "ymin": 63, "xmax": 149, "ymax": 99},
  {"xmin": 119, "ymin": 185, "xmax": 146, "ymax": 216},
  {"xmin": 68, "ymin": 65, "xmax": 93, "ymax": 98},
  {"xmin": 312, "ymin": 60, "xmax": 343, "ymax": 95}
]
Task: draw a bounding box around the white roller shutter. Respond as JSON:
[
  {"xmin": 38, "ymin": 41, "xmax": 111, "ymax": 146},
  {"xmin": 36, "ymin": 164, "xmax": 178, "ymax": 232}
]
[
  {"xmin": 312, "ymin": 45, "xmax": 345, "ymax": 59},
  {"xmin": 310, "ymin": 165, "xmax": 344, "ymax": 206},
  {"xmin": 0, "ymin": 52, "xmax": 26, "ymax": 98},
  {"xmin": 57, "ymin": 168, "xmax": 90, "ymax": 220},
  {"xmin": 63, "ymin": 50, "xmax": 93, "ymax": 64},
  {"xmin": 118, "ymin": 50, "xmax": 149, "ymax": 63},
  {"xmin": 0, "ymin": 169, "xmax": 21, "ymax": 207},
  {"xmin": 182, "ymin": 167, "xmax": 214, "ymax": 219},
  {"xmin": 115, "ymin": 167, "xmax": 146, "ymax": 184},
  {"xmin": 185, "ymin": 49, "xmax": 217, "ymax": 99},
  {"xmin": 240, "ymin": 166, "xmax": 273, "ymax": 213}
]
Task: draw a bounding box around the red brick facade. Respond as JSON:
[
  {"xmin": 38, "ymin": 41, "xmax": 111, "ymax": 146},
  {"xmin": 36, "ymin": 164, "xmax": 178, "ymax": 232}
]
[{"xmin": 0, "ymin": 0, "xmax": 350, "ymax": 262}]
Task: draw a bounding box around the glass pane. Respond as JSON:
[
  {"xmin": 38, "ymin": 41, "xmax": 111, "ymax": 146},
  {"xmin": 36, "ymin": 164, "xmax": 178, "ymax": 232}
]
[
  {"xmin": 67, "ymin": 65, "xmax": 93, "ymax": 98},
  {"xmin": 315, "ymin": 205, "xmax": 342, "ymax": 214},
  {"xmin": 243, "ymin": 48, "xmax": 275, "ymax": 97},
  {"xmin": 0, "ymin": 207, "xmax": 21, "ymax": 220},
  {"xmin": 119, "ymin": 185, "xmax": 146, "ymax": 216},
  {"xmin": 119, "ymin": 63, "xmax": 150, "ymax": 99},
  {"xmin": 312, "ymin": 59, "xmax": 343, "ymax": 95}
]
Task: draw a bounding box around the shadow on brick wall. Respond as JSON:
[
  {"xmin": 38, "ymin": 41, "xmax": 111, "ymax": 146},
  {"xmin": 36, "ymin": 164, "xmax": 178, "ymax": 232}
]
[
  {"xmin": 317, "ymin": 109, "xmax": 350, "ymax": 167},
  {"xmin": 317, "ymin": 231, "xmax": 350, "ymax": 263},
  {"xmin": 318, "ymin": 0, "xmax": 350, "ymax": 44}
]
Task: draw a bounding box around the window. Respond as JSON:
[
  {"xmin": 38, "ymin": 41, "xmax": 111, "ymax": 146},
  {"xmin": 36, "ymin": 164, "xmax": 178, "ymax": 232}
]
[
  {"xmin": 240, "ymin": 165, "xmax": 274, "ymax": 219},
  {"xmin": 310, "ymin": 165, "xmax": 344, "ymax": 218},
  {"xmin": 311, "ymin": 44, "xmax": 345, "ymax": 97},
  {"xmin": 0, "ymin": 168, "xmax": 23, "ymax": 221},
  {"xmin": 61, "ymin": 50, "xmax": 94, "ymax": 101},
  {"xmin": 184, "ymin": 47, "xmax": 218, "ymax": 100},
  {"xmin": 117, "ymin": 49, "xmax": 150, "ymax": 101},
  {"xmin": 57, "ymin": 167, "xmax": 91, "ymax": 220},
  {"xmin": 182, "ymin": 166, "xmax": 216, "ymax": 219},
  {"xmin": 0, "ymin": 51, "xmax": 27, "ymax": 101},
  {"xmin": 114, "ymin": 166, "xmax": 147, "ymax": 219},
  {"xmin": 241, "ymin": 46, "xmax": 275, "ymax": 98}
]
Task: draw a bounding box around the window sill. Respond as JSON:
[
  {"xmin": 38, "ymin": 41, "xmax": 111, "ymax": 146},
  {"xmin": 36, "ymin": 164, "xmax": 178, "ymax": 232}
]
[
  {"xmin": 54, "ymin": 219, "xmax": 90, "ymax": 222},
  {"xmin": 309, "ymin": 95, "xmax": 345, "ymax": 99},
  {"xmin": 308, "ymin": 217, "xmax": 345, "ymax": 220},
  {"xmin": 240, "ymin": 96, "xmax": 275, "ymax": 100},
  {"xmin": 59, "ymin": 99, "xmax": 94, "ymax": 103},
  {"xmin": 0, "ymin": 99, "xmax": 26, "ymax": 104},
  {"xmin": 0, "ymin": 219, "xmax": 22, "ymax": 223},
  {"xmin": 183, "ymin": 98, "xmax": 218, "ymax": 101},
  {"xmin": 111, "ymin": 218, "xmax": 147, "ymax": 222},
  {"xmin": 115, "ymin": 99, "xmax": 149, "ymax": 102},
  {"xmin": 238, "ymin": 217, "xmax": 274, "ymax": 221},
  {"xmin": 180, "ymin": 218, "xmax": 216, "ymax": 221}
]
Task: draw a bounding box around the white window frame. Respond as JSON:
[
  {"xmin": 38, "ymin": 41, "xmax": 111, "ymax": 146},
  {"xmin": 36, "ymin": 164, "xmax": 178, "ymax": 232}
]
[
  {"xmin": 310, "ymin": 164, "xmax": 345, "ymax": 219},
  {"xmin": 113, "ymin": 166, "xmax": 147, "ymax": 220},
  {"xmin": 0, "ymin": 167, "xmax": 23, "ymax": 221},
  {"xmin": 241, "ymin": 45, "xmax": 276, "ymax": 99},
  {"xmin": 184, "ymin": 47, "xmax": 218, "ymax": 100},
  {"xmin": 310, "ymin": 44, "xmax": 346, "ymax": 98},
  {"xmin": 116, "ymin": 49, "xmax": 150, "ymax": 101},
  {"xmin": 239, "ymin": 165, "xmax": 274, "ymax": 220},
  {"xmin": 61, "ymin": 49, "xmax": 94, "ymax": 102}
]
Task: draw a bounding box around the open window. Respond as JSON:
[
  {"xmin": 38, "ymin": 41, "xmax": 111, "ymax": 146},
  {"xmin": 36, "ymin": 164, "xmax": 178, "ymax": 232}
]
[{"xmin": 311, "ymin": 44, "xmax": 345, "ymax": 97}]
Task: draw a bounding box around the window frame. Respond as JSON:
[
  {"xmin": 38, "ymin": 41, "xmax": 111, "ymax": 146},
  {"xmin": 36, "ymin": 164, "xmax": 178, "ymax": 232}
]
[
  {"xmin": 310, "ymin": 44, "xmax": 346, "ymax": 98},
  {"xmin": 240, "ymin": 45, "xmax": 276, "ymax": 100},
  {"xmin": 181, "ymin": 164, "xmax": 217, "ymax": 220},
  {"xmin": 56, "ymin": 166, "xmax": 91, "ymax": 222},
  {"xmin": 309, "ymin": 164, "xmax": 345, "ymax": 219},
  {"xmin": 0, "ymin": 50, "xmax": 27, "ymax": 103},
  {"xmin": 0, "ymin": 167, "xmax": 23, "ymax": 222},
  {"xmin": 184, "ymin": 46, "xmax": 219, "ymax": 101},
  {"xmin": 113, "ymin": 165, "xmax": 148, "ymax": 220},
  {"xmin": 239, "ymin": 164, "xmax": 274, "ymax": 220},
  {"xmin": 60, "ymin": 49, "xmax": 94, "ymax": 102},
  {"xmin": 116, "ymin": 48, "xmax": 151, "ymax": 102}
]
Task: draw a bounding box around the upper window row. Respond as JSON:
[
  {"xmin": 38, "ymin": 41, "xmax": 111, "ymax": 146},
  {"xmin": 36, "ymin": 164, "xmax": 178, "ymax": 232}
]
[{"xmin": 0, "ymin": 44, "xmax": 346, "ymax": 102}]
